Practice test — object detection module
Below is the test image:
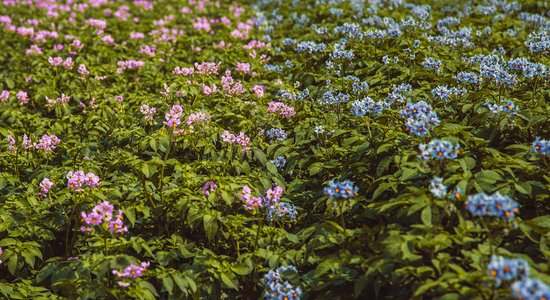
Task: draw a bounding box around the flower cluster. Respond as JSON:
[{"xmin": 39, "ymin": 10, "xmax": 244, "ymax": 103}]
[
  {"xmin": 261, "ymin": 266, "xmax": 302, "ymax": 300},
  {"xmin": 173, "ymin": 66, "xmax": 194, "ymax": 76},
  {"xmin": 186, "ymin": 112, "xmax": 211, "ymax": 127},
  {"xmin": 488, "ymin": 256, "xmax": 529, "ymax": 287},
  {"xmin": 221, "ymin": 130, "xmax": 251, "ymax": 151},
  {"xmin": 6, "ymin": 135, "xmax": 17, "ymax": 152},
  {"xmin": 431, "ymin": 85, "xmax": 466, "ymax": 100},
  {"xmin": 139, "ymin": 104, "xmax": 157, "ymax": 123},
  {"xmin": 35, "ymin": 134, "xmax": 61, "ymax": 151},
  {"xmin": 116, "ymin": 59, "xmax": 145, "ymax": 73},
  {"xmin": 38, "ymin": 177, "xmax": 53, "ymax": 197},
  {"xmin": 455, "ymin": 71, "xmax": 482, "ymax": 85},
  {"xmin": 320, "ymin": 91, "xmax": 350, "ymax": 105},
  {"xmin": 266, "ymin": 202, "xmax": 297, "ymax": 222},
  {"xmin": 221, "ymin": 70, "xmax": 246, "ymax": 95},
  {"xmin": 194, "ymin": 62, "xmax": 220, "ymax": 75},
  {"xmin": 512, "ymin": 278, "xmax": 550, "ymax": 300},
  {"xmin": 45, "ymin": 94, "xmax": 71, "ymax": 108},
  {"xmin": 80, "ymin": 201, "xmax": 128, "ymax": 234},
  {"xmin": 324, "ymin": 180, "xmax": 359, "ymax": 199},
  {"xmin": 67, "ymin": 170, "xmax": 101, "ymax": 191},
  {"xmin": 532, "ymin": 137, "xmax": 550, "ymax": 155},
  {"xmin": 421, "ymin": 57, "xmax": 442, "ymax": 71},
  {"xmin": 418, "ymin": 139, "xmax": 460, "ymax": 160},
  {"xmin": 266, "ymin": 128, "xmax": 287, "ymax": 141},
  {"xmin": 465, "ymin": 192, "xmax": 519, "ymax": 220},
  {"xmin": 48, "ymin": 56, "xmax": 74, "ymax": 69},
  {"xmin": 485, "ymin": 99, "xmax": 519, "ymax": 116},
  {"xmin": 241, "ymin": 185, "xmax": 282, "ymax": 209},
  {"xmin": 351, "ymin": 97, "xmax": 386, "ymax": 116},
  {"xmin": 486, "ymin": 255, "xmax": 550, "ymax": 300},
  {"xmin": 16, "ymin": 91, "xmax": 29, "ymax": 104},
  {"xmin": 112, "ymin": 261, "xmax": 150, "ymax": 287},
  {"xmin": 6, "ymin": 134, "xmax": 61, "ymax": 153},
  {"xmin": 401, "ymin": 101, "xmax": 440, "ymax": 136},
  {"xmin": 163, "ymin": 105, "xmax": 183, "ymax": 129},
  {"xmin": 202, "ymin": 181, "xmax": 217, "ymax": 196},
  {"xmin": 267, "ymin": 102, "xmax": 295, "ymax": 118}
]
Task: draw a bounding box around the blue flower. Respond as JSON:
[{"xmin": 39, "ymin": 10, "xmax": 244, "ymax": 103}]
[
  {"xmin": 324, "ymin": 180, "xmax": 359, "ymax": 199},
  {"xmin": 511, "ymin": 278, "xmax": 550, "ymax": 300},
  {"xmin": 271, "ymin": 156, "xmax": 286, "ymax": 168},
  {"xmin": 261, "ymin": 266, "xmax": 302, "ymax": 300},
  {"xmin": 266, "ymin": 202, "xmax": 297, "ymax": 221},
  {"xmin": 430, "ymin": 177, "xmax": 447, "ymax": 199},
  {"xmin": 266, "ymin": 128, "xmax": 288, "ymax": 141},
  {"xmin": 419, "ymin": 139, "xmax": 460, "ymax": 160},
  {"xmin": 465, "ymin": 192, "xmax": 519, "ymax": 220},
  {"xmin": 532, "ymin": 137, "xmax": 550, "ymax": 155},
  {"xmin": 488, "ymin": 256, "xmax": 529, "ymax": 286}
]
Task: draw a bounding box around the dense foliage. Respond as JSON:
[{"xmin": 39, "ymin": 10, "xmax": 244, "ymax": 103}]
[{"xmin": 0, "ymin": 0, "xmax": 549, "ymax": 299}]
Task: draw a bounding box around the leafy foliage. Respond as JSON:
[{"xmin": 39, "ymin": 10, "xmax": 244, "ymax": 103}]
[{"xmin": 0, "ymin": 0, "xmax": 549, "ymax": 299}]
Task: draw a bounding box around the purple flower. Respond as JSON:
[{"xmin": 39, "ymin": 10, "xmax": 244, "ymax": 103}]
[
  {"xmin": 38, "ymin": 178, "xmax": 54, "ymax": 197},
  {"xmin": 113, "ymin": 261, "xmax": 150, "ymax": 280},
  {"xmin": 35, "ymin": 134, "xmax": 60, "ymax": 151},
  {"xmin": 80, "ymin": 202, "xmax": 127, "ymax": 234},
  {"xmin": 48, "ymin": 56, "xmax": 63, "ymax": 66},
  {"xmin": 0, "ymin": 90, "xmax": 9, "ymax": 102},
  {"xmin": 81, "ymin": 211, "xmax": 102, "ymax": 226},
  {"xmin": 16, "ymin": 91, "xmax": 29, "ymax": 104},
  {"xmin": 202, "ymin": 181, "xmax": 217, "ymax": 196},
  {"xmin": 85, "ymin": 172, "xmax": 101, "ymax": 188}
]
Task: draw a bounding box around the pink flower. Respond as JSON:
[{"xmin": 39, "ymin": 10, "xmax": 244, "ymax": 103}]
[
  {"xmin": 80, "ymin": 201, "xmax": 127, "ymax": 234},
  {"xmin": 78, "ymin": 64, "xmax": 90, "ymax": 76},
  {"xmin": 236, "ymin": 62, "xmax": 250, "ymax": 73},
  {"xmin": 16, "ymin": 91, "xmax": 29, "ymax": 104},
  {"xmin": 164, "ymin": 105, "xmax": 183, "ymax": 128},
  {"xmin": 81, "ymin": 211, "xmax": 102, "ymax": 226},
  {"xmin": 0, "ymin": 90, "xmax": 9, "ymax": 102},
  {"xmin": 267, "ymin": 102, "xmax": 295, "ymax": 118},
  {"xmin": 72, "ymin": 39, "xmax": 84, "ymax": 49},
  {"xmin": 38, "ymin": 177, "xmax": 53, "ymax": 197},
  {"xmin": 115, "ymin": 95, "xmax": 123, "ymax": 103},
  {"xmin": 7, "ymin": 135, "xmax": 17, "ymax": 153},
  {"xmin": 202, "ymin": 84, "xmax": 217, "ymax": 95},
  {"xmin": 63, "ymin": 57, "xmax": 74, "ymax": 69},
  {"xmin": 113, "ymin": 262, "xmax": 150, "ymax": 278},
  {"xmin": 109, "ymin": 210, "xmax": 128, "ymax": 234},
  {"xmin": 85, "ymin": 172, "xmax": 101, "ymax": 188},
  {"xmin": 140, "ymin": 104, "xmax": 157, "ymax": 123},
  {"xmin": 23, "ymin": 134, "xmax": 32, "ymax": 150},
  {"xmin": 48, "ymin": 56, "xmax": 63, "ymax": 66},
  {"xmin": 101, "ymin": 35, "xmax": 114, "ymax": 44},
  {"xmin": 202, "ymin": 181, "xmax": 217, "ymax": 196},
  {"xmin": 35, "ymin": 134, "xmax": 60, "ymax": 151},
  {"xmin": 253, "ymin": 85, "xmax": 266, "ymax": 98}
]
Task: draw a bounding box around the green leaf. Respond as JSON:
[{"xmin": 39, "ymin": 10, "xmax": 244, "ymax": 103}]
[
  {"xmin": 162, "ymin": 276, "xmax": 174, "ymax": 295},
  {"xmin": 254, "ymin": 149, "xmax": 267, "ymax": 165},
  {"xmin": 231, "ymin": 264, "xmax": 251, "ymax": 276},
  {"xmin": 309, "ymin": 162, "xmax": 324, "ymax": 176},
  {"xmin": 421, "ymin": 205, "xmax": 432, "ymax": 227},
  {"xmin": 220, "ymin": 272, "xmax": 238, "ymax": 289}
]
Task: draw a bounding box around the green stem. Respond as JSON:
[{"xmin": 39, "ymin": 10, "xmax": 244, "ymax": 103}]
[
  {"xmin": 159, "ymin": 132, "xmax": 172, "ymax": 204},
  {"xmin": 253, "ymin": 214, "xmax": 264, "ymax": 252},
  {"xmin": 339, "ymin": 204, "xmax": 347, "ymax": 236}
]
